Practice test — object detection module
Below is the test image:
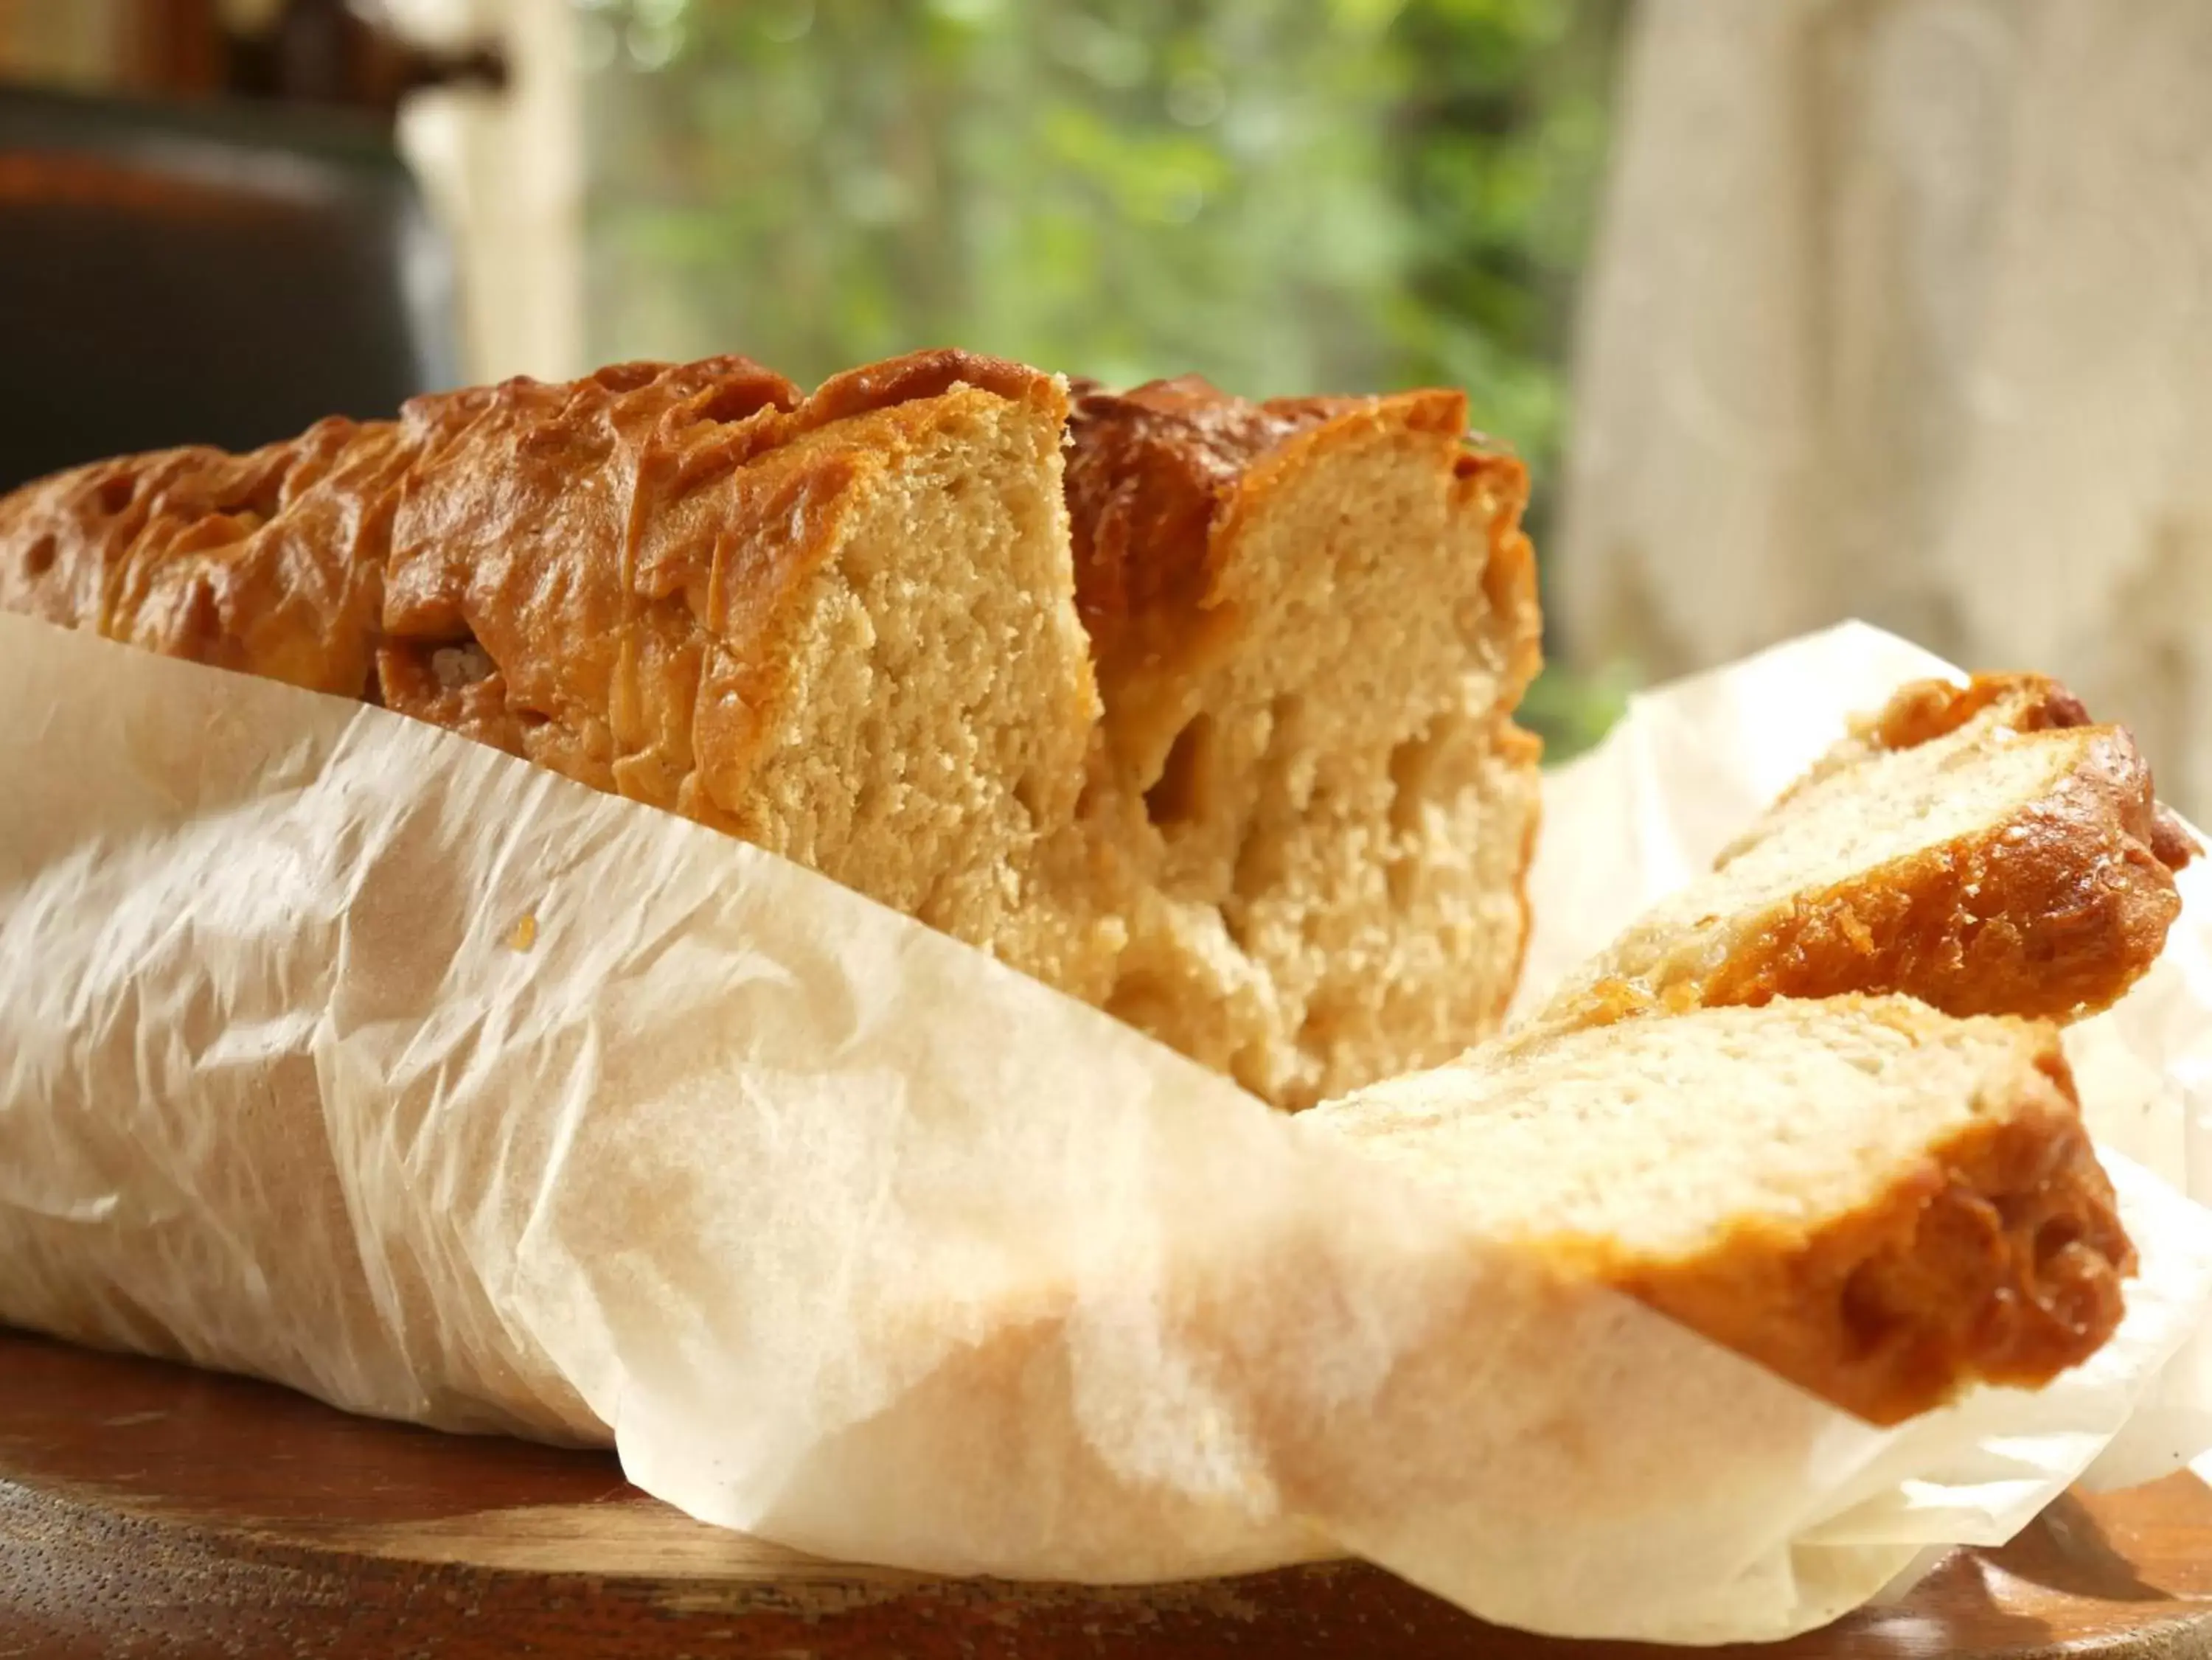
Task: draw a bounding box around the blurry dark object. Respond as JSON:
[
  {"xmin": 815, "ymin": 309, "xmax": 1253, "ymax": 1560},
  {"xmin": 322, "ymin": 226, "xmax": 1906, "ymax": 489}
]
[
  {"xmin": 11, "ymin": 0, "xmax": 512, "ymax": 126},
  {"xmin": 0, "ymin": 81, "xmax": 459, "ymax": 494},
  {"xmin": 223, "ymin": 0, "xmax": 507, "ymax": 127},
  {"xmin": 117, "ymin": 0, "xmax": 226, "ymax": 99}
]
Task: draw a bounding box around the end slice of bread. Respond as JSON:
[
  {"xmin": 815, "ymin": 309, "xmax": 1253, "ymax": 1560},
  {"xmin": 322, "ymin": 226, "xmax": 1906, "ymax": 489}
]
[
  {"xmin": 1731, "ymin": 672, "xmax": 2198, "ymax": 868},
  {"xmin": 1540, "ymin": 674, "xmax": 2194, "ymax": 1029},
  {"xmin": 1307, "ymin": 994, "xmax": 2134, "ymax": 1425},
  {"xmin": 1065, "ymin": 376, "xmax": 1544, "ymax": 1107}
]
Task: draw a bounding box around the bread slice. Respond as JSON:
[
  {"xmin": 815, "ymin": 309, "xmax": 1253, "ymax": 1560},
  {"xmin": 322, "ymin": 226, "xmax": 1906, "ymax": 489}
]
[
  {"xmin": 1066, "ymin": 376, "xmax": 1543, "ymax": 1106},
  {"xmin": 1307, "ymin": 994, "xmax": 2134, "ymax": 1425},
  {"xmin": 0, "ymin": 355, "xmax": 1545, "ymax": 1108},
  {"xmin": 1539, "ymin": 674, "xmax": 2194, "ymax": 1029}
]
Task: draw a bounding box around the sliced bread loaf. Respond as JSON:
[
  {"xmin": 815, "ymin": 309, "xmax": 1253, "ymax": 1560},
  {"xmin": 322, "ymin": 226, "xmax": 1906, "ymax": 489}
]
[
  {"xmin": 0, "ymin": 353, "xmax": 1543, "ymax": 1108},
  {"xmin": 1538, "ymin": 674, "xmax": 2193, "ymax": 1029},
  {"xmin": 1307, "ymin": 994, "xmax": 2133, "ymax": 1424}
]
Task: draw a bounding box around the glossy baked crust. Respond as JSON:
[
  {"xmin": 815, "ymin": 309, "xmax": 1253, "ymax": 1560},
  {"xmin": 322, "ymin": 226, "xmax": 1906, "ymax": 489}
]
[
  {"xmin": 1705, "ymin": 731, "xmax": 2186, "ymax": 1019},
  {"xmin": 1064, "ymin": 374, "xmax": 1540, "ymax": 726},
  {"xmin": 0, "ymin": 349, "xmax": 1062, "ymax": 828},
  {"xmin": 1322, "ymin": 994, "xmax": 2135, "ymax": 1427},
  {"xmin": 1064, "ymin": 377, "xmax": 1450, "ymax": 654},
  {"xmin": 1064, "ymin": 374, "xmax": 1545, "ymax": 1103},
  {"xmin": 0, "ymin": 353, "xmax": 1548, "ymax": 1108},
  {"xmin": 1613, "ymin": 1009, "xmax": 2130, "ymax": 1426},
  {"xmin": 1711, "ymin": 675, "xmax": 2193, "ymax": 1021},
  {"xmin": 1548, "ymin": 673, "xmax": 2194, "ymax": 1033}
]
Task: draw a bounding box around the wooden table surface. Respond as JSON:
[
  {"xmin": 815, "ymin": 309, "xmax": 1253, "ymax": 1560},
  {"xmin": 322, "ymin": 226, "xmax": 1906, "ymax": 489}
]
[{"xmin": 3, "ymin": 1327, "xmax": 2210, "ymax": 1659}]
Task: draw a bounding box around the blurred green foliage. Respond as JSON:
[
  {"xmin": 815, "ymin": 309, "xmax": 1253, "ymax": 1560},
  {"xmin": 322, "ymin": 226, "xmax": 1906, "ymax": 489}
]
[
  {"xmin": 577, "ymin": 0, "xmax": 1630, "ymax": 756},
  {"xmin": 1520, "ymin": 652, "xmax": 1635, "ymax": 762}
]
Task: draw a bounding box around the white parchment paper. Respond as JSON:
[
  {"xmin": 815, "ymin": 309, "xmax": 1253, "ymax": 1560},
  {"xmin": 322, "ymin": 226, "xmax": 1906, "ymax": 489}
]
[{"xmin": 2, "ymin": 611, "xmax": 2209, "ymax": 1645}]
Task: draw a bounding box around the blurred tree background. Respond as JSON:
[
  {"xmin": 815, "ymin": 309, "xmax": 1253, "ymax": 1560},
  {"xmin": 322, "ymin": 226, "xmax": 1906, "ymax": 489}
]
[{"xmin": 578, "ymin": 0, "xmax": 1632, "ymax": 757}]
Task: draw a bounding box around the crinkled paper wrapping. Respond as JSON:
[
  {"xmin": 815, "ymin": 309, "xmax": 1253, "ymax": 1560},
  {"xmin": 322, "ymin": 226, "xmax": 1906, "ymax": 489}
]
[{"xmin": 2, "ymin": 611, "xmax": 2210, "ymax": 1645}]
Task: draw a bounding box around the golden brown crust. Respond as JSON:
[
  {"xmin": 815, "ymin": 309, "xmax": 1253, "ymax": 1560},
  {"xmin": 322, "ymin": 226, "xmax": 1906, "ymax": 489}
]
[
  {"xmin": 2152, "ymin": 803, "xmax": 2200, "ymax": 873},
  {"xmin": 1865, "ymin": 672, "xmax": 2093, "ymax": 746},
  {"xmin": 1750, "ymin": 674, "xmax": 2084, "ymax": 827},
  {"xmin": 1701, "ymin": 730, "xmax": 2186, "ymax": 1020},
  {"xmin": 380, "ymin": 357, "xmax": 799, "ymax": 809},
  {"xmin": 376, "ymin": 350, "xmax": 1072, "ymax": 824},
  {"xmin": 1062, "ymin": 375, "xmax": 1484, "ymax": 670},
  {"xmin": 810, "ymin": 347, "xmax": 1050, "ymax": 426},
  {"xmin": 0, "ymin": 417, "xmax": 411, "ymax": 697},
  {"xmin": 1611, "ymin": 1022, "xmax": 2130, "ymax": 1426},
  {"xmin": 1323, "ymin": 996, "xmax": 2134, "ymax": 1425},
  {"xmin": 0, "ymin": 349, "xmax": 1060, "ymax": 818},
  {"xmin": 1548, "ymin": 674, "xmax": 2199, "ymax": 1036},
  {"xmin": 1062, "ymin": 376, "xmax": 1363, "ymax": 661},
  {"xmin": 1060, "ymin": 372, "xmax": 1540, "ymax": 826},
  {"xmin": 3, "ymin": 352, "xmax": 1541, "ymax": 1110}
]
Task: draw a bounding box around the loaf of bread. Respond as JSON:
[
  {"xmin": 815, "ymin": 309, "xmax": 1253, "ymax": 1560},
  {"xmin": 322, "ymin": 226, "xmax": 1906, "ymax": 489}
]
[
  {"xmin": 0, "ymin": 349, "xmax": 2179, "ymax": 1439},
  {"xmin": 0, "ymin": 350, "xmax": 1541, "ymax": 1109},
  {"xmin": 0, "ymin": 352, "xmax": 1118, "ymax": 998},
  {"xmin": 1308, "ymin": 994, "xmax": 2132, "ymax": 1425},
  {"xmin": 1539, "ymin": 673, "xmax": 2194, "ymax": 1030}
]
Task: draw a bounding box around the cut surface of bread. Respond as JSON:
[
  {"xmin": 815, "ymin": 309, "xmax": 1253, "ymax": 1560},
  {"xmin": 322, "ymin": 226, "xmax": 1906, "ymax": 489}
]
[
  {"xmin": 1307, "ymin": 995, "xmax": 2134, "ymax": 1425},
  {"xmin": 1066, "ymin": 376, "xmax": 1543, "ymax": 1106},
  {"xmin": 0, "ymin": 354, "xmax": 1545, "ymax": 1108},
  {"xmin": 1539, "ymin": 674, "xmax": 2193, "ymax": 1030}
]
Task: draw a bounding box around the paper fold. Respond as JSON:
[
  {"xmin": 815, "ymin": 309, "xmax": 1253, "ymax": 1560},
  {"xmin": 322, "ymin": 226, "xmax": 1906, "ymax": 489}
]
[{"xmin": 3, "ymin": 612, "xmax": 2209, "ymax": 1645}]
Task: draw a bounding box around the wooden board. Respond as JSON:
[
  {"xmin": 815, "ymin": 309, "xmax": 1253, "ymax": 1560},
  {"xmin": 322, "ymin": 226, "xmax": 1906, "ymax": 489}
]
[{"xmin": 3, "ymin": 1328, "xmax": 2210, "ymax": 1659}]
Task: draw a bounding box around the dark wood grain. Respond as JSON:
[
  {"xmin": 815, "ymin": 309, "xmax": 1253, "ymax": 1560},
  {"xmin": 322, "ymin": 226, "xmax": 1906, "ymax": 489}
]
[{"xmin": 1, "ymin": 1328, "xmax": 2208, "ymax": 1659}]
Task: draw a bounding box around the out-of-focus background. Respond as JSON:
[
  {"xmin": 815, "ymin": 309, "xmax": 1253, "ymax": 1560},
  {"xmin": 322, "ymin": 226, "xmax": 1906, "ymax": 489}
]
[{"xmin": 5, "ymin": 1, "xmax": 2210, "ymax": 803}]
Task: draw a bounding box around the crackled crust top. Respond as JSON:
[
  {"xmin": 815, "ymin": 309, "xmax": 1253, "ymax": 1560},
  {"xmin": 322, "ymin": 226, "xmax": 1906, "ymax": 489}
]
[
  {"xmin": 0, "ymin": 348, "xmax": 1060, "ymax": 771},
  {"xmin": 1062, "ymin": 374, "xmax": 1488, "ymax": 663}
]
